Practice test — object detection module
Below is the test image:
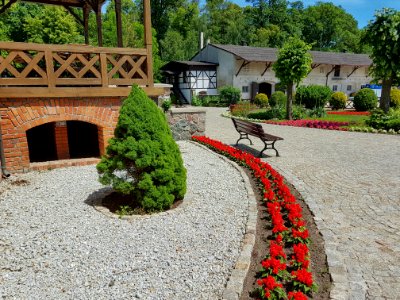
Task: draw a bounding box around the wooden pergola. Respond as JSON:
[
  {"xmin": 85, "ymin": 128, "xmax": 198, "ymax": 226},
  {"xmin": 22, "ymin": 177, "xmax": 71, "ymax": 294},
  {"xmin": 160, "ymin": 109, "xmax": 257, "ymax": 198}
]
[
  {"xmin": 0, "ymin": 0, "xmax": 152, "ymax": 48},
  {"xmin": 0, "ymin": 0, "xmax": 161, "ymax": 96}
]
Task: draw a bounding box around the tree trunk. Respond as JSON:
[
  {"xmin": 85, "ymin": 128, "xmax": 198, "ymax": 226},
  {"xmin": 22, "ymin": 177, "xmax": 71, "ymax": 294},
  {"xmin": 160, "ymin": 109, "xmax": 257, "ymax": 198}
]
[
  {"xmin": 380, "ymin": 78, "xmax": 392, "ymax": 113},
  {"xmin": 286, "ymin": 83, "xmax": 294, "ymax": 120}
]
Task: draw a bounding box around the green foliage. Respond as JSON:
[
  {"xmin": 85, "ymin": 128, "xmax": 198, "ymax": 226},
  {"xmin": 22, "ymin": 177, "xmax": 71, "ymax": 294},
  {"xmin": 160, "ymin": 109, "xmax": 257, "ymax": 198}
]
[
  {"xmin": 295, "ymin": 85, "xmax": 332, "ymax": 109},
  {"xmin": 269, "ymin": 91, "xmax": 286, "ymax": 107},
  {"xmin": 390, "ymin": 89, "xmax": 400, "ymax": 108},
  {"xmin": 305, "ymin": 107, "xmax": 326, "ymax": 118},
  {"xmin": 230, "ymin": 101, "xmax": 258, "ymax": 117},
  {"xmin": 302, "ymin": 2, "xmax": 360, "ymax": 52},
  {"xmin": 353, "ymin": 88, "xmax": 378, "ymax": 111},
  {"xmin": 248, "ymin": 106, "xmax": 285, "ymax": 120},
  {"xmin": 363, "ymin": 9, "xmax": 400, "ymax": 112},
  {"xmin": 254, "ymin": 93, "xmax": 269, "ymax": 107},
  {"xmin": 24, "ymin": 6, "xmax": 82, "ymax": 44},
  {"xmin": 366, "ymin": 109, "xmax": 400, "ymax": 131},
  {"xmin": 97, "ymin": 85, "xmax": 186, "ymax": 212},
  {"xmin": 219, "ymin": 86, "xmax": 241, "ymax": 105},
  {"xmin": 330, "ymin": 91, "xmax": 348, "ymax": 110},
  {"xmin": 162, "ymin": 99, "xmax": 172, "ymax": 112},
  {"xmin": 191, "ymin": 95, "xmax": 202, "ymax": 106}
]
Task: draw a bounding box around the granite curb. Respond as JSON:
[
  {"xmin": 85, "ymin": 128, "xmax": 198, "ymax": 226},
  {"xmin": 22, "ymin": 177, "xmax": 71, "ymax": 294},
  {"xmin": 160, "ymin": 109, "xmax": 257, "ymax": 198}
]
[{"xmin": 189, "ymin": 141, "xmax": 258, "ymax": 300}]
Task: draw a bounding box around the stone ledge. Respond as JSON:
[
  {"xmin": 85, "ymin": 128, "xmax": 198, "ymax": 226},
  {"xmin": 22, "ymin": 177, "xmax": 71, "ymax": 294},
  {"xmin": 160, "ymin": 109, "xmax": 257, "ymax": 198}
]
[{"xmin": 170, "ymin": 107, "xmax": 207, "ymax": 114}]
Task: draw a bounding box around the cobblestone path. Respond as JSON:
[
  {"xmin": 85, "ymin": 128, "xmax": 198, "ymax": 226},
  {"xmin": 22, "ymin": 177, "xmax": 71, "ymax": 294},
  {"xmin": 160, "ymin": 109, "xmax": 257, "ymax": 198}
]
[{"xmin": 205, "ymin": 108, "xmax": 400, "ymax": 300}]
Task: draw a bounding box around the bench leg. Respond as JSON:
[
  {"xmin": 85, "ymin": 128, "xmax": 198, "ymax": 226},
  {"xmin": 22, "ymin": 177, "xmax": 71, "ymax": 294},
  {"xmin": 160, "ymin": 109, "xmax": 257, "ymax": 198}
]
[
  {"xmin": 236, "ymin": 133, "xmax": 253, "ymax": 146},
  {"xmin": 259, "ymin": 141, "xmax": 280, "ymax": 157}
]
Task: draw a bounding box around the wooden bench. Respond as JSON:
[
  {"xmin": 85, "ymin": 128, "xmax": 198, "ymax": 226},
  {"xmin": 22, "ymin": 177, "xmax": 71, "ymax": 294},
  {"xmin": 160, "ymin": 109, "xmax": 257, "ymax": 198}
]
[{"xmin": 232, "ymin": 118, "xmax": 283, "ymax": 157}]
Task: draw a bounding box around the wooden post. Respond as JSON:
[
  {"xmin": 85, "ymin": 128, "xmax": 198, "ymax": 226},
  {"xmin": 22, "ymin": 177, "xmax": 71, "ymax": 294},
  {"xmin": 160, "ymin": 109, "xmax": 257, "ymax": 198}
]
[
  {"xmin": 95, "ymin": 1, "xmax": 103, "ymax": 47},
  {"xmin": 45, "ymin": 50, "xmax": 55, "ymax": 88},
  {"xmin": 115, "ymin": 0, "xmax": 123, "ymax": 48},
  {"xmin": 83, "ymin": 3, "xmax": 90, "ymax": 45},
  {"xmin": 143, "ymin": 0, "xmax": 154, "ymax": 87}
]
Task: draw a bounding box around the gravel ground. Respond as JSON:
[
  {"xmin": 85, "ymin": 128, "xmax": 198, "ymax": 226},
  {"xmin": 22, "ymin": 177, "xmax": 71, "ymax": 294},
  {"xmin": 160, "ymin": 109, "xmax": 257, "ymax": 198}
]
[{"xmin": 0, "ymin": 141, "xmax": 250, "ymax": 300}]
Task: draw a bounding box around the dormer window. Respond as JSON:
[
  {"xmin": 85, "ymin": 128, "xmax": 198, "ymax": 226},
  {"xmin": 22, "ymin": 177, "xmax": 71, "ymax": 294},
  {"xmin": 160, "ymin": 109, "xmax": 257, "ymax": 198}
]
[{"xmin": 334, "ymin": 65, "xmax": 341, "ymax": 77}]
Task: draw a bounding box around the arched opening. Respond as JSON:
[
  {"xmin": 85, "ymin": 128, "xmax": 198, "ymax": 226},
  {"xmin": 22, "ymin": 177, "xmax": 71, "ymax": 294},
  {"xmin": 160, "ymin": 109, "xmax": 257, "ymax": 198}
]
[
  {"xmin": 258, "ymin": 82, "xmax": 273, "ymax": 99},
  {"xmin": 27, "ymin": 122, "xmax": 57, "ymax": 162},
  {"xmin": 67, "ymin": 121, "xmax": 100, "ymax": 158}
]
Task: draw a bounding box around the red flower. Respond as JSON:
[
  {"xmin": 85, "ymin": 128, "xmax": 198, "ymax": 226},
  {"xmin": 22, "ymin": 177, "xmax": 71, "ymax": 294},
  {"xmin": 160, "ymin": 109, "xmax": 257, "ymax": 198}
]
[
  {"xmin": 288, "ymin": 291, "xmax": 308, "ymax": 300},
  {"xmin": 261, "ymin": 257, "xmax": 287, "ymax": 274},
  {"xmin": 292, "ymin": 269, "xmax": 314, "ymax": 287},
  {"xmin": 270, "ymin": 240, "xmax": 286, "ymax": 258},
  {"xmin": 292, "ymin": 228, "xmax": 309, "ymax": 239}
]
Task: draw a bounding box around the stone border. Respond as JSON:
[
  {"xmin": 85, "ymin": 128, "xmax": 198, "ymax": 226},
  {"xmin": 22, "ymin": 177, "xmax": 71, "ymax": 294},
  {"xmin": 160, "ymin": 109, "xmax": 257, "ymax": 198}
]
[{"xmin": 190, "ymin": 141, "xmax": 258, "ymax": 300}]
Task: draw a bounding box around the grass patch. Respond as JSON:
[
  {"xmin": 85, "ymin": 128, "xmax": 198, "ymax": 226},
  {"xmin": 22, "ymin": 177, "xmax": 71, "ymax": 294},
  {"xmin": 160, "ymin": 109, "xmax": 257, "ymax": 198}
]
[{"xmin": 305, "ymin": 114, "xmax": 368, "ymax": 126}]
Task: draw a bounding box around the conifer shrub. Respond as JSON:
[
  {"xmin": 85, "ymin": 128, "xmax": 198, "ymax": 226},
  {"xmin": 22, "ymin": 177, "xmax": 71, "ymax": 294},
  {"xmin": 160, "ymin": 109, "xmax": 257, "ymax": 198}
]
[
  {"xmin": 254, "ymin": 93, "xmax": 269, "ymax": 107},
  {"xmin": 97, "ymin": 85, "xmax": 187, "ymax": 212},
  {"xmin": 269, "ymin": 91, "xmax": 287, "ymax": 107},
  {"xmin": 330, "ymin": 91, "xmax": 347, "ymax": 110},
  {"xmin": 390, "ymin": 89, "xmax": 400, "ymax": 108},
  {"xmin": 353, "ymin": 88, "xmax": 378, "ymax": 111}
]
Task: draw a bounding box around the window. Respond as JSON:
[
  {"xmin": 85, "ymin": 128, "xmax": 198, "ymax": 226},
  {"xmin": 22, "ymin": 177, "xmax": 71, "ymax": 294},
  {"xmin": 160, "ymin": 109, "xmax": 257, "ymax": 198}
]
[
  {"xmin": 334, "ymin": 65, "xmax": 341, "ymax": 77},
  {"xmin": 332, "ymin": 85, "xmax": 338, "ymax": 91},
  {"xmin": 242, "ymin": 86, "xmax": 249, "ymax": 93},
  {"xmin": 347, "ymin": 85, "xmax": 352, "ymax": 91}
]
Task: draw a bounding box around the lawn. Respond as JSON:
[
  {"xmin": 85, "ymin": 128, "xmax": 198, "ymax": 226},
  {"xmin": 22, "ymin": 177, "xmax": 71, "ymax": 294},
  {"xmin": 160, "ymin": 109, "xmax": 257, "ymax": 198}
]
[{"xmin": 305, "ymin": 114, "xmax": 369, "ymax": 126}]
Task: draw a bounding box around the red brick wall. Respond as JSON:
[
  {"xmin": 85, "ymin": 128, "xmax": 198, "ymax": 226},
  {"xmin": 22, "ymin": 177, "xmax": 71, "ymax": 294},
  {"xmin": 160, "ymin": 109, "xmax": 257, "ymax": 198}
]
[{"xmin": 0, "ymin": 97, "xmax": 123, "ymax": 172}]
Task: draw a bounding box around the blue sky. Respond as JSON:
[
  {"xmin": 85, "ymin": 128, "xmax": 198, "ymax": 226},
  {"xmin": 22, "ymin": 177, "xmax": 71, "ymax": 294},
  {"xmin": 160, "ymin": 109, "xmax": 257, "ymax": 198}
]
[{"xmin": 232, "ymin": 0, "xmax": 400, "ymax": 28}]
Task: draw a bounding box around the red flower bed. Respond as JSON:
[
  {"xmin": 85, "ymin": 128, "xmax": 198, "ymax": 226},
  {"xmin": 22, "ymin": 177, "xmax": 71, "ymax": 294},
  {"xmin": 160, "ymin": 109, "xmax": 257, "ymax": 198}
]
[
  {"xmin": 327, "ymin": 111, "xmax": 370, "ymax": 116},
  {"xmin": 265, "ymin": 119, "xmax": 348, "ymax": 131},
  {"xmin": 192, "ymin": 136, "xmax": 317, "ymax": 299}
]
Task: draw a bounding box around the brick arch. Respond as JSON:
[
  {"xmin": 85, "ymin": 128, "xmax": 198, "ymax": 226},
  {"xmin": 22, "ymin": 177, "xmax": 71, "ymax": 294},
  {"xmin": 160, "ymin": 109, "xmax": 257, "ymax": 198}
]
[{"xmin": 0, "ymin": 97, "xmax": 123, "ymax": 172}]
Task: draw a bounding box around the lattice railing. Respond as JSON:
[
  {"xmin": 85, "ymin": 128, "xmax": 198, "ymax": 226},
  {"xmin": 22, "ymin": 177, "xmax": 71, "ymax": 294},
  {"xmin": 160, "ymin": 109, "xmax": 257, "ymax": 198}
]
[{"xmin": 0, "ymin": 41, "xmax": 150, "ymax": 88}]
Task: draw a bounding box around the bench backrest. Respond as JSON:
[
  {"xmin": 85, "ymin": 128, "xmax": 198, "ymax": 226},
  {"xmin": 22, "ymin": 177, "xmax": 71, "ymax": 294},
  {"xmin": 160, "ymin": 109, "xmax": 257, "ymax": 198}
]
[{"xmin": 232, "ymin": 118, "xmax": 264, "ymax": 136}]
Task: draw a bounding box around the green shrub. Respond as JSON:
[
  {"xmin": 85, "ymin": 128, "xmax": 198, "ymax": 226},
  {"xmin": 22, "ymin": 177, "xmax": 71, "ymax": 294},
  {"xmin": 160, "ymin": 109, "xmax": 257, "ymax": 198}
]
[
  {"xmin": 270, "ymin": 91, "xmax": 286, "ymax": 107},
  {"xmin": 219, "ymin": 86, "xmax": 241, "ymax": 104},
  {"xmin": 366, "ymin": 108, "xmax": 400, "ymax": 131},
  {"xmin": 292, "ymin": 105, "xmax": 307, "ymax": 120},
  {"xmin": 191, "ymin": 95, "xmax": 202, "ymax": 106},
  {"xmin": 162, "ymin": 99, "xmax": 171, "ymax": 112},
  {"xmin": 330, "ymin": 91, "xmax": 347, "ymax": 110},
  {"xmin": 305, "ymin": 107, "xmax": 327, "ymax": 118},
  {"xmin": 295, "ymin": 85, "xmax": 332, "ymax": 109},
  {"xmin": 97, "ymin": 85, "xmax": 187, "ymax": 212},
  {"xmin": 254, "ymin": 93, "xmax": 269, "ymax": 107},
  {"xmin": 390, "ymin": 89, "xmax": 400, "ymax": 108},
  {"xmin": 248, "ymin": 106, "xmax": 286, "ymax": 120},
  {"xmin": 353, "ymin": 88, "xmax": 378, "ymax": 111}
]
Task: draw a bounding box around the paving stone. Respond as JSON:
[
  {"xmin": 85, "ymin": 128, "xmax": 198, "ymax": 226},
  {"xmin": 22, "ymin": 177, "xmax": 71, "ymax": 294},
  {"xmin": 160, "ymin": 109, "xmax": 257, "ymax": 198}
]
[{"xmin": 205, "ymin": 107, "xmax": 400, "ymax": 299}]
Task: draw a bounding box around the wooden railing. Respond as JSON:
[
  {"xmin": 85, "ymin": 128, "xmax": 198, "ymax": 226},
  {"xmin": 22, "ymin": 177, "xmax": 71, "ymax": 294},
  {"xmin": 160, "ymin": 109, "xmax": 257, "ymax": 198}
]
[{"xmin": 0, "ymin": 41, "xmax": 153, "ymax": 88}]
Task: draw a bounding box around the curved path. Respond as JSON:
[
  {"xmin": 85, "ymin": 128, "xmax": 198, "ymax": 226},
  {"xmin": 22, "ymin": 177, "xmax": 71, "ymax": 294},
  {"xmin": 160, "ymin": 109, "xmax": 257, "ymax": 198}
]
[{"xmin": 205, "ymin": 108, "xmax": 400, "ymax": 300}]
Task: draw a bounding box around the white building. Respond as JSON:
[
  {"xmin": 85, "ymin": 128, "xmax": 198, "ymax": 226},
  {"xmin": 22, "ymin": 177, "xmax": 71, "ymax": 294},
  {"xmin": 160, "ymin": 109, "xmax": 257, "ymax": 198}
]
[{"xmin": 164, "ymin": 44, "xmax": 373, "ymax": 103}]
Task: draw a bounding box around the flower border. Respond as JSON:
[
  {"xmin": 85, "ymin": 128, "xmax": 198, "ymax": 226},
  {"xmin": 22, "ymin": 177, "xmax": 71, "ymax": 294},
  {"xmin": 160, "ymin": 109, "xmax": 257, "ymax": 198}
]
[{"xmin": 192, "ymin": 136, "xmax": 318, "ymax": 299}]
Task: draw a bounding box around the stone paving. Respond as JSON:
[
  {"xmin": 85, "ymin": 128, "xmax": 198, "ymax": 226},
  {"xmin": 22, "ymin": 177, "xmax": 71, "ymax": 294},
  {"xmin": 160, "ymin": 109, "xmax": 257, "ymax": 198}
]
[{"xmin": 204, "ymin": 108, "xmax": 400, "ymax": 300}]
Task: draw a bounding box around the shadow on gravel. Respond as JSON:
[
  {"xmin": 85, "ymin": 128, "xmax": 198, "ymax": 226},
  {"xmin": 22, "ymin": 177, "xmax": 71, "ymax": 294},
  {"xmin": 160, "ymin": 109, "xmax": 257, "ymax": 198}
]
[{"xmin": 84, "ymin": 187, "xmax": 112, "ymax": 207}]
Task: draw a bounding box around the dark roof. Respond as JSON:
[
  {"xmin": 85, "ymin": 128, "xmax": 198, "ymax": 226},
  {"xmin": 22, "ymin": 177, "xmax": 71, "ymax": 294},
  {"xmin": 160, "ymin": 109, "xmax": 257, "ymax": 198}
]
[
  {"xmin": 210, "ymin": 44, "xmax": 372, "ymax": 66},
  {"xmin": 161, "ymin": 61, "xmax": 218, "ymax": 74}
]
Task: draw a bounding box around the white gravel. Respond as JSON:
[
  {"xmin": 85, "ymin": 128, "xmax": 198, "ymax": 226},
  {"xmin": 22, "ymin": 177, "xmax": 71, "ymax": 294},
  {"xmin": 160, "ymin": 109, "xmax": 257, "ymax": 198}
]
[{"xmin": 0, "ymin": 141, "xmax": 250, "ymax": 300}]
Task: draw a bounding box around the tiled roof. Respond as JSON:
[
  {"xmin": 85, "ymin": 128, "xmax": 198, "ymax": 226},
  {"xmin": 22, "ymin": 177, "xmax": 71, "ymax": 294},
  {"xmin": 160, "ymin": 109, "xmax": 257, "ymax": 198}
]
[{"xmin": 211, "ymin": 44, "xmax": 372, "ymax": 66}]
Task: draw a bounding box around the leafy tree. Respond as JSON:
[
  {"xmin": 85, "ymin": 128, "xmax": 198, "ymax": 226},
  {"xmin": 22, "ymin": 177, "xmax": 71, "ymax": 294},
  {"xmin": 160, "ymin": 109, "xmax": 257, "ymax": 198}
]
[
  {"xmin": 363, "ymin": 8, "xmax": 400, "ymax": 113},
  {"xmin": 302, "ymin": 2, "xmax": 360, "ymax": 52},
  {"xmin": 97, "ymin": 85, "xmax": 187, "ymax": 212},
  {"xmin": 273, "ymin": 37, "xmax": 312, "ymax": 119},
  {"xmin": 23, "ymin": 6, "xmax": 82, "ymax": 44},
  {"xmin": 0, "ymin": 20, "xmax": 9, "ymax": 41}
]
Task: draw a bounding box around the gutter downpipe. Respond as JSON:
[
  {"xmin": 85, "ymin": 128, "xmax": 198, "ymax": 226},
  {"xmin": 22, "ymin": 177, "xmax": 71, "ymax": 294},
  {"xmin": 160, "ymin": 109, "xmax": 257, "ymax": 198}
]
[{"xmin": 0, "ymin": 115, "xmax": 11, "ymax": 178}]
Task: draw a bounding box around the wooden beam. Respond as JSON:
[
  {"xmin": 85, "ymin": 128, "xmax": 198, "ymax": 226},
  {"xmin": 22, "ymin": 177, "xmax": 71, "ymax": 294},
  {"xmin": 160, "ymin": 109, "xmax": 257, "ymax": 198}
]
[
  {"xmin": 325, "ymin": 65, "xmax": 336, "ymax": 86},
  {"xmin": 83, "ymin": 3, "xmax": 90, "ymax": 45},
  {"xmin": 95, "ymin": 0, "xmax": 103, "ymax": 47},
  {"xmin": 311, "ymin": 63, "xmax": 321, "ymax": 69},
  {"xmin": 22, "ymin": 0, "xmax": 84, "ymax": 7},
  {"xmin": 115, "ymin": 0, "xmax": 123, "ymax": 48},
  {"xmin": 261, "ymin": 62, "xmax": 272, "ymax": 77},
  {"xmin": 0, "ymin": 86, "xmax": 169, "ymax": 98},
  {"xmin": 236, "ymin": 60, "xmax": 250, "ymax": 77},
  {"xmin": 143, "ymin": 0, "xmax": 153, "ymax": 87},
  {"xmin": 63, "ymin": 5, "xmax": 83, "ymax": 26},
  {"xmin": 347, "ymin": 66, "xmax": 360, "ymax": 78},
  {"xmin": 0, "ymin": 0, "xmax": 17, "ymax": 15},
  {"xmin": 0, "ymin": 42, "xmax": 147, "ymax": 55}
]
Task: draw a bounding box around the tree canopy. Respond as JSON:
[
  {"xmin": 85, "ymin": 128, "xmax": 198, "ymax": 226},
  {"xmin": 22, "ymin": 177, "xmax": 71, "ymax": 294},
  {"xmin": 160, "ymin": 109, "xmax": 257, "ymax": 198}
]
[
  {"xmin": 363, "ymin": 8, "xmax": 400, "ymax": 113},
  {"xmin": 273, "ymin": 37, "xmax": 312, "ymax": 119}
]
